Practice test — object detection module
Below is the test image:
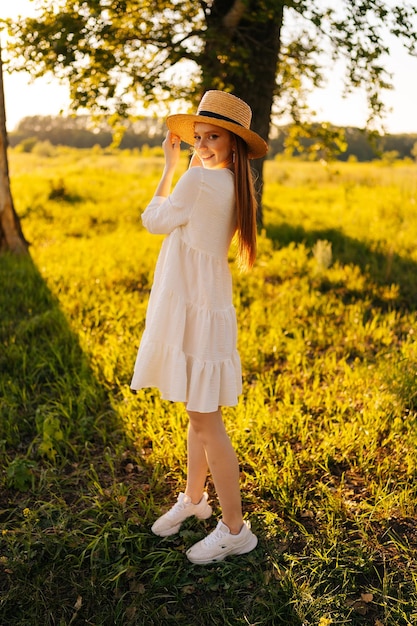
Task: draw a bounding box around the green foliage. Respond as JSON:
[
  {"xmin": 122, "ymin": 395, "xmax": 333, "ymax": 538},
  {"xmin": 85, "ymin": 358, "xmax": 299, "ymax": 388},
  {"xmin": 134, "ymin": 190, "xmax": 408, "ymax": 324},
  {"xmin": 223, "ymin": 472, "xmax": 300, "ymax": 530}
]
[
  {"xmin": 14, "ymin": 136, "xmax": 38, "ymax": 153},
  {"xmin": 4, "ymin": 1, "xmax": 417, "ymax": 128},
  {"xmin": 6, "ymin": 458, "xmax": 37, "ymax": 491},
  {"xmin": 284, "ymin": 122, "xmax": 348, "ymax": 162},
  {"xmin": 1, "ymin": 149, "xmax": 417, "ymax": 624}
]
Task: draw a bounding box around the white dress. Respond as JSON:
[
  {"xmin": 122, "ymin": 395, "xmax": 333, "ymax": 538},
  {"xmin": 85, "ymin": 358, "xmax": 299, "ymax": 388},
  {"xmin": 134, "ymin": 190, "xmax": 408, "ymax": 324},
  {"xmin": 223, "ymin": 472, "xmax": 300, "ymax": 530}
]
[{"xmin": 130, "ymin": 166, "xmax": 242, "ymax": 413}]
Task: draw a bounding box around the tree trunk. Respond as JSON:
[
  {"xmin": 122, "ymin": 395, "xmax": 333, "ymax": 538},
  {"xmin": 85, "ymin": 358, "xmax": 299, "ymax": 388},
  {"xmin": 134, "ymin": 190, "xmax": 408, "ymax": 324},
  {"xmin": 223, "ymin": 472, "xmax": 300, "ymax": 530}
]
[
  {"xmin": 202, "ymin": 0, "xmax": 284, "ymax": 225},
  {"xmin": 0, "ymin": 39, "xmax": 29, "ymax": 254}
]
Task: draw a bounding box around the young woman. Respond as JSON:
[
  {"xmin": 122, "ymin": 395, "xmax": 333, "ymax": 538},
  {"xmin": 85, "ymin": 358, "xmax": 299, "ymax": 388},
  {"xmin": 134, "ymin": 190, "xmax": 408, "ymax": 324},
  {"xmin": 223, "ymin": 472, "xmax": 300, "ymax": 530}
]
[{"xmin": 131, "ymin": 90, "xmax": 268, "ymax": 565}]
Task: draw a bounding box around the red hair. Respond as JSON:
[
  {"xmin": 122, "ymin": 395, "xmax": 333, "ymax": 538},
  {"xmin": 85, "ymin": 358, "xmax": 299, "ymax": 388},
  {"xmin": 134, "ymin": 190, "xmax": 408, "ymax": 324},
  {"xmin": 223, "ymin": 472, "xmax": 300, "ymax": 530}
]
[{"xmin": 233, "ymin": 135, "xmax": 258, "ymax": 270}]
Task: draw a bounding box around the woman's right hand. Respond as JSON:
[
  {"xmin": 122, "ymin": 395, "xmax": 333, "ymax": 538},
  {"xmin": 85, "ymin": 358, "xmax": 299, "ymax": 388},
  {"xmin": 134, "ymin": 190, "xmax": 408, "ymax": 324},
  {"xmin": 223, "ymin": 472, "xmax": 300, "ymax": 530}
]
[
  {"xmin": 151, "ymin": 131, "xmax": 181, "ymax": 198},
  {"xmin": 162, "ymin": 130, "xmax": 181, "ymax": 170}
]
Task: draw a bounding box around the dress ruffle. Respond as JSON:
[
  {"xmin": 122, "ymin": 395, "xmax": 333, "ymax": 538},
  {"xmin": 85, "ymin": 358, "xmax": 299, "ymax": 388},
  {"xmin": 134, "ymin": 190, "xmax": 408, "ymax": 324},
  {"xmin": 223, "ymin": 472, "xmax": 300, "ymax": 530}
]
[
  {"xmin": 131, "ymin": 234, "xmax": 242, "ymax": 412},
  {"xmin": 131, "ymin": 341, "xmax": 241, "ymax": 413}
]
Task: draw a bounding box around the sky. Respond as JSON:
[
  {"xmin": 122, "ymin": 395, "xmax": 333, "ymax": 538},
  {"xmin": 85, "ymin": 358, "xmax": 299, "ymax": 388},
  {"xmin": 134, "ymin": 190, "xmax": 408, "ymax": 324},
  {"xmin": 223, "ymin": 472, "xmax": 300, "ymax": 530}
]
[{"xmin": 1, "ymin": 0, "xmax": 417, "ymax": 134}]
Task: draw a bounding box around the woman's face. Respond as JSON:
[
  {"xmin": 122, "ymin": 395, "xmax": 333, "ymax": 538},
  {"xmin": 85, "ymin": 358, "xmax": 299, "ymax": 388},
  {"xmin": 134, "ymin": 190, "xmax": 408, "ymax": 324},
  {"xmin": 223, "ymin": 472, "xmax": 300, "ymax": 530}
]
[{"xmin": 193, "ymin": 122, "xmax": 235, "ymax": 169}]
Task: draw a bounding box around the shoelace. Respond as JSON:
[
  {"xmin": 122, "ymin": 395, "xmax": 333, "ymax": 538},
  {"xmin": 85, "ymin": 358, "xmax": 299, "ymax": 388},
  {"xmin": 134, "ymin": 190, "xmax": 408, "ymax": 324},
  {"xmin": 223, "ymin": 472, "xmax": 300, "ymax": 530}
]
[
  {"xmin": 202, "ymin": 524, "xmax": 228, "ymax": 547},
  {"xmin": 165, "ymin": 497, "xmax": 189, "ymax": 519}
]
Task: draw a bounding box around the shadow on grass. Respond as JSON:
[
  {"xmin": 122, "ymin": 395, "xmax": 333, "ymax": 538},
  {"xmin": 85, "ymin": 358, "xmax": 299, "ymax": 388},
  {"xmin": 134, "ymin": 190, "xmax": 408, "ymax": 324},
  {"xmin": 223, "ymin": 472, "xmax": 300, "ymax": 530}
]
[
  {"xmin": 265, "ymin": 221, "xmax": 417, "ymax": 310},
  {"xmin": 0, "ymin": 252, "xmax": 119, "ymax": 458}
]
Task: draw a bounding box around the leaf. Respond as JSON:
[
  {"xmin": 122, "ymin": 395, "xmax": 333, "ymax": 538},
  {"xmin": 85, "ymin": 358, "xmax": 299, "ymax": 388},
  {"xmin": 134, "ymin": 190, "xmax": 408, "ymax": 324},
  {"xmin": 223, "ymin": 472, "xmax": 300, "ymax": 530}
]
[
  {"xmin": 347, "ymin": 592, "xmax": 373, "ymax": 615},
  {"xmin": 352, "ymin": 602, "xmax": 368, "ymax": 616},
  {"xmin": 126, "ymin": 607, "xmax": 137, "ymax": 620},
  {"xmin": 361, "ymin": 592, "xmax": 373, "ymax": 603},
  {"xmin": 129, "ymin": 581, "xmax": 145, "ymax": 594},
  {"xmin": 346, "ymin": 598, "xmax": 369, "ymax": 615},
  {"xmin": 6, "ymin": 459, "xmax": 36, "ymax": 492}
]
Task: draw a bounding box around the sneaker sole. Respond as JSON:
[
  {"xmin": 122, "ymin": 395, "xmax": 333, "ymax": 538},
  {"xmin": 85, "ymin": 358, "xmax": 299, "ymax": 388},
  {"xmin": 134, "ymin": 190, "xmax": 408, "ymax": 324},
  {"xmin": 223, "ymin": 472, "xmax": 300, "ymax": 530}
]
[{"xmin": 186, "ymin": 533, "xmax": 258, "ymax": 565}]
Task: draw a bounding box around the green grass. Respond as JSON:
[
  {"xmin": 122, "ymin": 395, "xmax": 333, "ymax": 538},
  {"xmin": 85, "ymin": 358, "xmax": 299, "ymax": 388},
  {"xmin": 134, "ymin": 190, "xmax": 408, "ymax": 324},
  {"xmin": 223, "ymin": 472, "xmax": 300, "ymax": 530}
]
[{"xmin": 1, "ymin": 148, "xmax": 417, "ymax": 625}]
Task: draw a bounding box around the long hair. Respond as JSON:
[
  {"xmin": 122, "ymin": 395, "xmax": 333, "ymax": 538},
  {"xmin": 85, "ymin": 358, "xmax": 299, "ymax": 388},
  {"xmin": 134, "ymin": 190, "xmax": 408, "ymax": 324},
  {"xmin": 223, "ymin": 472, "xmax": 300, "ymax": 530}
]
[{"xmin": 233, "ymin": 135, "xmax": 258, "ymax": 270}]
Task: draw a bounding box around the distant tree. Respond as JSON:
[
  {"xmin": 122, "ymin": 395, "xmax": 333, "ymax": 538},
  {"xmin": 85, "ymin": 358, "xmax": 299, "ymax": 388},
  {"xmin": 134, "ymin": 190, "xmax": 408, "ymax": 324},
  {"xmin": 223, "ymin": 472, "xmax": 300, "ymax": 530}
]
[
  {"xmin": 0, "ymin": 38, "xmax": 28, "ymax": 254},
  {"xmin": 381, "ymin": 149, "xmax": 400, "ymax": 165},
  {"xmin": 9, "ymin": 114, "xmax": 166, "ymax": 150},
  {"xmin": 412, "ymin": 141, "xmax": 417, "ymax": 162},
  {"xmin": 284, "ymin": 122, "xmax": 348, "ymax": 162}
]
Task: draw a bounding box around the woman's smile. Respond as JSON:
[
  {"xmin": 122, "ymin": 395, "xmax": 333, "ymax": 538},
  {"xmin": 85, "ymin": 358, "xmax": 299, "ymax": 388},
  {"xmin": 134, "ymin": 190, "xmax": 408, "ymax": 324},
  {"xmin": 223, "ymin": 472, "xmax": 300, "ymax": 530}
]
[{"xmin": 193, "ymin": 122, "xmax": 234, "ymax": 169}]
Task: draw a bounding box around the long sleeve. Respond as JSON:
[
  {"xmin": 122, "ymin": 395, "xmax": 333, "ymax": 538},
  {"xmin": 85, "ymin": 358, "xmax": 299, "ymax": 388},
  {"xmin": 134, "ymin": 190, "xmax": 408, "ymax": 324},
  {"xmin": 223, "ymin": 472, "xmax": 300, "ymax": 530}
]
[{"xmin": 142, "ymin": 168, "xmax": 204, "ymax": 234}]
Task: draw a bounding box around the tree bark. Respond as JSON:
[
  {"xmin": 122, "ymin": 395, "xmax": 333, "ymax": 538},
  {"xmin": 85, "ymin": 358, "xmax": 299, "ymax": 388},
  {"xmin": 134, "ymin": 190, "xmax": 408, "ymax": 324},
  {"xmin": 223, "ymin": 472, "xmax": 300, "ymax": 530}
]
[
  {"xmin": 202, "ymin": 0, "xmax": 284, "ymax": 225},
  {"xmin": 0, "ymin": 39, "xmax": 29, "ymax": 254}
]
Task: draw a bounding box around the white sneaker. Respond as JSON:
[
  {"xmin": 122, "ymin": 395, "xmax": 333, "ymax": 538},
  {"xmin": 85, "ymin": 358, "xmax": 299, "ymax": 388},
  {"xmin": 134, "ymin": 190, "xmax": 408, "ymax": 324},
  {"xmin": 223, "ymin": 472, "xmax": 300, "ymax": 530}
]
[
  {"xmin": 186, "ymin": 519, "xmax": 258, "ymax": 565},
  {"xmin": 151, "ymin": 492, "xmax": 212, "ymax": 537}
]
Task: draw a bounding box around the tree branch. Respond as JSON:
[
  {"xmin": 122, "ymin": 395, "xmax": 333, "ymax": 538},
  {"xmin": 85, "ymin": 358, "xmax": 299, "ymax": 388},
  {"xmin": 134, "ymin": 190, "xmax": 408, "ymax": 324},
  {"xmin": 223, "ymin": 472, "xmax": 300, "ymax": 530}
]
[{"xmin": 222, "ymin": 0, "xmax": 247, "ymax": 33}]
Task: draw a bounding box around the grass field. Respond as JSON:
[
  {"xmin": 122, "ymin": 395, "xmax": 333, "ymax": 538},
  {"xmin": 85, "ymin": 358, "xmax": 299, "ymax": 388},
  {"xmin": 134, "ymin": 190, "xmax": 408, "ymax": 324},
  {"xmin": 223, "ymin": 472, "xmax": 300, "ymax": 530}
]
[{"xmin": 1, "ymin": 147, "xmax": 417, "ymax": 625}]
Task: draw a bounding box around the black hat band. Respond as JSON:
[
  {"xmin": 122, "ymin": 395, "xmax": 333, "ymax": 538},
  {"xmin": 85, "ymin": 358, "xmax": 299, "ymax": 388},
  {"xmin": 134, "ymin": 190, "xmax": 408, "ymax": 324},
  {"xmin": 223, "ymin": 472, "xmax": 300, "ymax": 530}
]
[{"xmin": 198, "ymin": 110, "xmax": 245, "ymax": 127}]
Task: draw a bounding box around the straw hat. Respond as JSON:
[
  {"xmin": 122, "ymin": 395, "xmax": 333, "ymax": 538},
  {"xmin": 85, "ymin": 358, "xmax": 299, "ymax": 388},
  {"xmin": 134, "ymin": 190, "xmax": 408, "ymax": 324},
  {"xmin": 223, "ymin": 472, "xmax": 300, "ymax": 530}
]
[{"xmin": 166, "ymin": 90, "xmax": 268, "ymax": 159}]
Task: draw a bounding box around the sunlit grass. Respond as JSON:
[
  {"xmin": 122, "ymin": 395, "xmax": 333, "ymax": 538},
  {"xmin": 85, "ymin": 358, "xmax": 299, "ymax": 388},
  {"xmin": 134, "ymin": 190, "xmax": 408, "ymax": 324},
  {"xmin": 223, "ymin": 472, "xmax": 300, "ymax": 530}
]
[{"xmin": 1, "ymin": 148, "xmax": 417, "ymax": 624}]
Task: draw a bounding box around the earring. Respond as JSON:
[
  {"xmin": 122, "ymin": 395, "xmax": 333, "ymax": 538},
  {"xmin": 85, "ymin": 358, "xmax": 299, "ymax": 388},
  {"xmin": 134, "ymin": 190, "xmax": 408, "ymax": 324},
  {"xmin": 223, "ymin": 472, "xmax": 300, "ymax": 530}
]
[{"xmin": 232, "ymin": 151, "xmax": 235, "ymax": 163}]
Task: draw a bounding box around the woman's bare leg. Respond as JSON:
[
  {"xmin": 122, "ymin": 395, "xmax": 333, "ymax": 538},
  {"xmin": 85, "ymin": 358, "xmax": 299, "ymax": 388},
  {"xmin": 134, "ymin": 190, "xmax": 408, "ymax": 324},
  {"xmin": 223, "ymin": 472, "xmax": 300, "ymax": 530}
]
[
  {"xmin": 187, "ymin": 408, "xmax": 243, "ymax": 534},
  {"xmin": 185, "ymin": 422, "xmax": 209, "ymax": 504}
]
